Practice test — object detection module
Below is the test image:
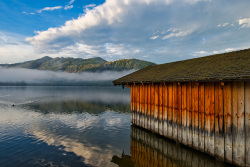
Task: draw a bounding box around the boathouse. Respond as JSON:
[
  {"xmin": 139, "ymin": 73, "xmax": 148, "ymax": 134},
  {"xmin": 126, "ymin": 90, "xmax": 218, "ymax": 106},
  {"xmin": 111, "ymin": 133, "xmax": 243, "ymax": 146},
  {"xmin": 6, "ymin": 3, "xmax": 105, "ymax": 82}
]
[{"xmin": 113, "ymin": 48, "xmax": 250, "ymax": 167}]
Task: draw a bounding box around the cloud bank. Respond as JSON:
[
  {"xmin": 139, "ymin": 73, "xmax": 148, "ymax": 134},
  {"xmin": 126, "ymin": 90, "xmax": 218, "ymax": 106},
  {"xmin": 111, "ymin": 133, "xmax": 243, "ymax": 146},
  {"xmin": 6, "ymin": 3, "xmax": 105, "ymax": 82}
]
[{"xmin": 23, "ymin": 0, "xmax": 250, "ymax": 63}]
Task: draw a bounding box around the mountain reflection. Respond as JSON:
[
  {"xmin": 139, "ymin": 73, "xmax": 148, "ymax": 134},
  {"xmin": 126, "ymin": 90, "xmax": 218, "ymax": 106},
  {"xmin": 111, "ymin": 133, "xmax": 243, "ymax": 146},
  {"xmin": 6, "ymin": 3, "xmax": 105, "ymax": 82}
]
[{"xmin": 24, "ymin": 100, "xmax": 131, "ymax": 114}]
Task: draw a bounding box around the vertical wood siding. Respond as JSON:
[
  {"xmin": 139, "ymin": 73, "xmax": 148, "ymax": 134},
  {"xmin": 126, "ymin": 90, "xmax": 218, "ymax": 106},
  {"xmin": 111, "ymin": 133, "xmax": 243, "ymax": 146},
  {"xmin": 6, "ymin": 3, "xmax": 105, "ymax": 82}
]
[{"xmin": 130, "ymin": 81, "xmax": 249, "ymax": 167}]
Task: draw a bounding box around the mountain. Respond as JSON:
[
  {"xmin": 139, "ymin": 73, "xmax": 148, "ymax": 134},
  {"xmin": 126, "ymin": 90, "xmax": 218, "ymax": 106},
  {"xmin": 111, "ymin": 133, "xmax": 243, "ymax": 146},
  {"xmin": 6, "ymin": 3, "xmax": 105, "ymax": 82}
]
[{"xmin": 0, "ymin": 56, "xmax": 156, "ymax": 73}]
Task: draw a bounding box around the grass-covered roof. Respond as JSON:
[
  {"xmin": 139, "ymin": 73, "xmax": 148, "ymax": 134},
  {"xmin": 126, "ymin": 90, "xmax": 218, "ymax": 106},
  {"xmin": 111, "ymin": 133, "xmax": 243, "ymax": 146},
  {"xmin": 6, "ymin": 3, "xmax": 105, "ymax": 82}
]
[{"xmin": 113, "ymin": 48, "xmax": 250, "ymax": 85}]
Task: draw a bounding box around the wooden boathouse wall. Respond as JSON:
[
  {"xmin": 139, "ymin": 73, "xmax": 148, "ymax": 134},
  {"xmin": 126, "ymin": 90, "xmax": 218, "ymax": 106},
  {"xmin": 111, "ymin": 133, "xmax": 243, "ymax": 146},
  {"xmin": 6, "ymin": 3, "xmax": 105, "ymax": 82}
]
[{"xmin": 130, "ymin": 81, "xmax": 250, "ymax": 167}]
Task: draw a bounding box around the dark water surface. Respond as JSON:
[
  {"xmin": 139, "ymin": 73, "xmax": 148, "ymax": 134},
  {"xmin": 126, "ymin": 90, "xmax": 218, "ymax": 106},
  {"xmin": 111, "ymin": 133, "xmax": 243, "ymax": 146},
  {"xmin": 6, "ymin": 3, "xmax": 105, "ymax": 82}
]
[{"xmin": 0, "ymin": 86, "xmax": 234, "ymax": 167}]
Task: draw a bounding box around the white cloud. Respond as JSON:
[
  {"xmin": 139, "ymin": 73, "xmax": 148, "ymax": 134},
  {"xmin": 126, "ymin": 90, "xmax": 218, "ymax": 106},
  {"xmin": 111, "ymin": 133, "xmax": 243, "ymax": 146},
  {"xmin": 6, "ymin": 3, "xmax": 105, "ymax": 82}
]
[
  {"xmin": 64, "ymin": 5, "xmax": 74, "ymax": 10},
  {"xmin": 239, "ymin": 18, "xmax": 250, "ymax": 28},
  {"xmin": 149, "ymin": 35, "xmax": 159, "ymax": 40},
  {"xmin": 195, "ymin": 51, "xmax": 207, "ymax": 54},
  {"xmin": 68, "ymin": 0, "xmax": 75, "ymax": 5},
  {"xmin": 22, "ymin": 12, "xmax": 35, "ymax": 15},
  {"xmin": 37, "ymin": 6, "xmax": 63, "ymax": 13},
  {"xmin": 84, "ymin": 4, "xmax": 96, "ymax": 8},
  {"xmin": 162, "ymin": 28, "xmax": 194, "ymax": 39},
  {"xmin": 217, "ymin": 22, "xmax": 229, "ymax": 27}
]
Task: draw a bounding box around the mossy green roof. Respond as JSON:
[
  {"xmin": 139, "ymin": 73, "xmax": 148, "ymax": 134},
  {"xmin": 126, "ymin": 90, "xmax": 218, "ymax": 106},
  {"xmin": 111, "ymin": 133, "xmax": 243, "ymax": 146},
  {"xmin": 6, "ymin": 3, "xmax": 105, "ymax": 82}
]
[{"xmin": 113, "ymin": 48, "xmax": 250, "ymax": 85}]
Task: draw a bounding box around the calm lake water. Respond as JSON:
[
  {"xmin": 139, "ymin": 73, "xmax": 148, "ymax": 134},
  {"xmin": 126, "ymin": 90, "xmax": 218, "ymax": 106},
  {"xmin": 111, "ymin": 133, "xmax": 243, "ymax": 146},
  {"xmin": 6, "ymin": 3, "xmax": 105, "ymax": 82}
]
[{"xmin": 0, "ymin": 86, "xmax": 235, "ymax": 167}]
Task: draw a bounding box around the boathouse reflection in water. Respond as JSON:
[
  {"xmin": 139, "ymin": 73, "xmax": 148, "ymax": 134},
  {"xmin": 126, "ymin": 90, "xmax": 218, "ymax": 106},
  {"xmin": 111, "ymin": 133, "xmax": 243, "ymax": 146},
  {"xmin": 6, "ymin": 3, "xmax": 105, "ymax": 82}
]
[{"xmin": 112, "ymin": 125, "xmax": 235, "ymax": 167}]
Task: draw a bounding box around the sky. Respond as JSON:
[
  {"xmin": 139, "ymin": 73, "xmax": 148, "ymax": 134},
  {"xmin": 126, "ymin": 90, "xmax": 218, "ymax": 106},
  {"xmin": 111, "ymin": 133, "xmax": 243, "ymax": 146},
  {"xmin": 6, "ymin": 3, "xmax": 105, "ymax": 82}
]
[{"xmin": 0, "ymin": 0, "xmax": 250, "ymax": 64}]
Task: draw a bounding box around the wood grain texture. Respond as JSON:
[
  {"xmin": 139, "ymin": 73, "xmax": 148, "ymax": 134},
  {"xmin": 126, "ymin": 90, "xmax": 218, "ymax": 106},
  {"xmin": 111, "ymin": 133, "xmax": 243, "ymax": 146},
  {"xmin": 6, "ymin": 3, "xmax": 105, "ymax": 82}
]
[
  {"xmin": 172, "ymin": 82, "xmax": 178, "ymax": 141},
  {"xmin": 192, "ymin": 82, "xmax": 199, "ymax": 150},
  {"xmin": 154, "ymin": 84, "xmax": 159, "ymax": 133},
  {"xmin": 136, "ymin": 84, "xmax": 140, "ymax": 126},
  {"xmin": 187, "ymin": 82, "xmax": 193, "ymax": 147},
  {"xmin": 167, "ymin": 83, "xmax": 173, "ymax": 139},
  {"xmin": 204, "ymin": 83, "xmax": 210, "ymax": 154},
  {"xmin": 163, "ymin": 84, "xmax": 168, "ymax": 137},
  {"xmin": 147, "ymin": 84, "xmax": 151, "ymax": 132},
  {"xmin": 177, "ymin": 83, "xmax": 182, "ymax": 143},
  {"xmin": 142, "ymin": 85, "xmax": 145, "ymax": 128},
  {"xmin": 209, "ymin": 83, "xmax": 215, "ymax": 156},
  {"xmin": 182, "ymin": 83, "xmax": 187, "ymax": 145},
  {"xmin": 150, "ymin": 84, "xmax": 155, "ymax": 132},
  {"xmin": 214, "ymin": 82, "xmax": 224, "ymax": 160},
  {"xmin": 224, "ymin": 82, "xmax": 232, "ymax": 163},
  {"xmin": 232, "ymin": 81, "xmax": 245, "ymax": 166},
  {"xmin": 198, "ymin": 83, "xmax": 205, "ymax": 152},
  {"xmin": 159, "ymin": 84, "xmax": 163, "ymax": 136},
  {"xmin": 245, "ymin": 81, "xmax": 250, "ymax": 167},
  {"xmin": 144, "ymin": 85, "xmax": 147, "ymax": 130}
]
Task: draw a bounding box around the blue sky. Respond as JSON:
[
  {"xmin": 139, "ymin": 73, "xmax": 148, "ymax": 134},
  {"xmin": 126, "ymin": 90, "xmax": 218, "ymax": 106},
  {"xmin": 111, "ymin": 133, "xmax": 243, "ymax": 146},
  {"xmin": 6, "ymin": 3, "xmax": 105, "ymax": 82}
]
[{"xmin": 1, "ymin": 0, "xmax": 250, "ymax": 64}]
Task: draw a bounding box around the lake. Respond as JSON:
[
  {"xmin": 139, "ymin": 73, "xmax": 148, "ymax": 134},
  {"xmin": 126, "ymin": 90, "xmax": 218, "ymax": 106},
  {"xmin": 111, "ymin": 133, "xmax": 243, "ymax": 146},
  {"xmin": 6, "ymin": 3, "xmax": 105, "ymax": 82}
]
[{"xmin": 0, "ymin": 86, "xmax": 235, "ymax": 167}]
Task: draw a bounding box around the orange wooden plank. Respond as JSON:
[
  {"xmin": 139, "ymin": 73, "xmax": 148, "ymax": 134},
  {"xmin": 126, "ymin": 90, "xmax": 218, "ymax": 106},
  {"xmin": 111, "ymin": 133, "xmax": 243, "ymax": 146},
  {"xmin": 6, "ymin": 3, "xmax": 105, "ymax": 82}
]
[
  {"xmin": 151, "ymin": 84, "xmax": 155, "ymax": 132},
  {"xmin": 163, "ymin": 83, "xmax": 168, "ymax": 137},
  {"xmin": 140, "ymin": 84, "xmax": 143, "ymax": 127},
  {"xmin": 232, "ymin": 82, "xmax": 245, "ymax": 166},
  {"xmin": 192, "ymin": 82, "xmax": 199, "ymax": 150},
  {"xmin": 209, "ymin": 83, "xmax": 215, "ymax": 156},
  {"xmin": 167, "ymin": 83, "xmax": 173, "ymax": 139},
  {"xmin": 142, "ymin": 84, "xmax": 146, "ymax": 128},
  {"xmin": 204, "ymin": 83, "xmax": 215, "ymax": 156},
  {"xmin": 154, "ymin": 84, "xmax": 159, "ymax": 133},
  {"xmin": 214, "ymin": 82, "xmax": 224, "ymax": 160},
  {"xmin": 136, "ymin": 84, "xmax": 139, "ymax": 126},
  {"xmin": 172, "ymin": 82, "xmax": 178, "ymax": 141},
  {"xmin": 245, "ymin": 81, "xmax": 250, "ymax": 167},
  {"xmin": 198, "ymin": 82, "xmax": 205, "ymax": 152},
  {"xmin": 159, "ymin": 83, "xmax": 163, "ymax": 135},
  {"xmin": 145, "ymin": 84, "xmax": 148, "ymax": 130},
  {"xmin": 147, "ymin": 84, "xmax": 151, "ymax": 131},
  {"xmin": 204, "ymin": 83, "xmax": 210, "ymax": 154},
  {"xmin": 186, "ymin": 82, "xmax": 192, "ymax": 147},
  {"xmin": 224, "ymin": 82, "xmax": 232, "ymax": 163},
  {"xmin": 182, "ymin": 83, "xmax": 187, "ymax": 145},
  {"xmin": 177, "ymin": 83, "xmax": 182, "ymax": 143}
]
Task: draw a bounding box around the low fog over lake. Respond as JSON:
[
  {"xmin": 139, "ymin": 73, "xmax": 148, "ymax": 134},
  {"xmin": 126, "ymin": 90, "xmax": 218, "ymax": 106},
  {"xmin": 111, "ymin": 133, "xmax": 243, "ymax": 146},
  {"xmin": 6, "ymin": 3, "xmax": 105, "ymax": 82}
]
[{"xmin": 0, "ymin": 67, "xmax": 135, "ymax": 85}]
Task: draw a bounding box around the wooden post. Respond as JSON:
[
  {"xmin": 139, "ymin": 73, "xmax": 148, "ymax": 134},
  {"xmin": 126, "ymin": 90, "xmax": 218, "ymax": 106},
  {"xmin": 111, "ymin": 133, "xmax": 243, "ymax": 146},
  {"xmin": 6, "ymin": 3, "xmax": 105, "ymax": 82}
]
[
  {"xmin": 182, "ymin": 83, "xmax": 187, "ymax": 146},
  {"xmin": 192, "ymin": 82, "xmax": 199, "ymax": 150},
  {"xmin": 159, "ymin": 83, "xmax": 163, "ymax": 135},
  {"xmin": 199, "ymin": 83, "xmax": 205, "ymax": 152},
  {"xmin": 245, "ymin": 81, "xmax": 250, "ymax": 167},
  {"xmin": 163, "ymin": 83, "xmax": 168, "ymax": 137},
  {"xmin": 173, "ymin": 82, "xmax": 178, "ymax": 141},
  {"xmin": 224, "ymin": 82, "xmax": 232, "ymax": 163},
  {"xmin": 167, "ymin": 83, "xmax": 173, "ymax": 139},
  {"xmin": 214, "ymin": 82, "xmax": 224, "ymax": 160},
  {"xmin": 154, "ymin": 84, "xmax": 159, "ymax": 133},
  {"xmin": 187, "ymin": 82, "xmax": 193, "ymax": 147}
]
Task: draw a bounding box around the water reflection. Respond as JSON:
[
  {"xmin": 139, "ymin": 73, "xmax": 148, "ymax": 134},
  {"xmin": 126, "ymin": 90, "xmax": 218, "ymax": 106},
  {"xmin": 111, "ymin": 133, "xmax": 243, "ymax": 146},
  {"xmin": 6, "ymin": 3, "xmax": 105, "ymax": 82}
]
[
  {"xmin": 112, "ymin": 125, "xmax": 235, "ymax": 167},
  {"xmin": 0, "ymin": 86, "xmax": 131, "ymax": 167}
]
